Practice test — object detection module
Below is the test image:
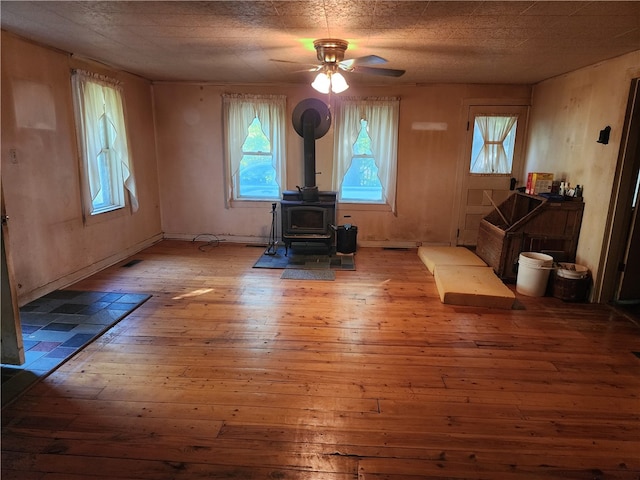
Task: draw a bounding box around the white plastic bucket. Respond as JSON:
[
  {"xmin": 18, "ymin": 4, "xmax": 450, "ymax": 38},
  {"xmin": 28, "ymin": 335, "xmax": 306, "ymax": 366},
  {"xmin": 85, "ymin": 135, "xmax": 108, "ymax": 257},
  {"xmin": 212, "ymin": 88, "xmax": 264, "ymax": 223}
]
[{"xmin": 516, "ymin": 252, "xmax": 554, "ymax": 296}]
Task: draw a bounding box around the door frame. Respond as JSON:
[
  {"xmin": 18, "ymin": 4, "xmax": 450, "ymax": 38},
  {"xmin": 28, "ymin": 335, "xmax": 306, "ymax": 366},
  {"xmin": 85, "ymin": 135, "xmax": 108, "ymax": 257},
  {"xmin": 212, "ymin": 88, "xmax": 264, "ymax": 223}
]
[
  {"xmin": 596, "ymin": 78, "xmax": 640, "ymax": 303},
  {"xmin": 451, "ymin": 99, "xmax": 531, "ymax": 246},
  {"xmin": 1, "ymin": 184, "xmax": 24, "ymax": 365}
]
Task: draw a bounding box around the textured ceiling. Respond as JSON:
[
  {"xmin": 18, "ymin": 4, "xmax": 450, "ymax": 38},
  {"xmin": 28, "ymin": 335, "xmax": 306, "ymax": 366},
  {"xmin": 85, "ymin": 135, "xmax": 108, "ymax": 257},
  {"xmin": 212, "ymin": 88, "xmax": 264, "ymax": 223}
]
[{"xmin": 2, "ymin": 1, "xmax": 640, "ymax": 86}]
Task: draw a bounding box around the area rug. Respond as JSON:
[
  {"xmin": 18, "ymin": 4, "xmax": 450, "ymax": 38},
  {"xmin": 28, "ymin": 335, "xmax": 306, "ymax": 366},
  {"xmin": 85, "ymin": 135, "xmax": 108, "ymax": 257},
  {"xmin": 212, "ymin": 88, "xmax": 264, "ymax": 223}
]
[
  {"xmin": 253, "ymin": 245, "xmax": 355, "ymax": 271},
  {"xmin": 1, "ymin": 290, "xmax": 151, "ymax": 407}
]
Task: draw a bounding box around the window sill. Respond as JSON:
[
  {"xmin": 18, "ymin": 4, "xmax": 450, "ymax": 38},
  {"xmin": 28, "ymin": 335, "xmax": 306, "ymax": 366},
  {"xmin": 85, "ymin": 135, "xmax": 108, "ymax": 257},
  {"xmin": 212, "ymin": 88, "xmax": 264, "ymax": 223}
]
[
  {"xmin": 230, "ymin": 199, "xmax": 280, "ymax": 208},
  {"xmin": 83, "ymin": 205, "xmax": 128, "ymax": 226},
  {"xmin": 337, "ymin": 202, "xmax": 391, "ymax": 212},
  {"xmin": 229, "ymin": 199, "xmax": 391, "ymax": 213}
]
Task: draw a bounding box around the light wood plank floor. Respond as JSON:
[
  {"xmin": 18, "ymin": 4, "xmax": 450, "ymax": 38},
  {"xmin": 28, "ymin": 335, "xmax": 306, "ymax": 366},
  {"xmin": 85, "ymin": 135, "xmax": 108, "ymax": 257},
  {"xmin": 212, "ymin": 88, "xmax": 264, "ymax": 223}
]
[{"xmin": 2, "ymin": 240, "xmax": 640, "ymax": 480}]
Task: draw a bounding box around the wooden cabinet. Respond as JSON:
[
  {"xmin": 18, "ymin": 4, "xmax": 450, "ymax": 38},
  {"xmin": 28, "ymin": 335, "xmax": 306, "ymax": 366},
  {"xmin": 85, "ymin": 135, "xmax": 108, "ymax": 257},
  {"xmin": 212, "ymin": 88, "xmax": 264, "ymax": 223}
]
[{"xmin": 476, "ymin": 192, "xmax": 584, "ymax": 282}]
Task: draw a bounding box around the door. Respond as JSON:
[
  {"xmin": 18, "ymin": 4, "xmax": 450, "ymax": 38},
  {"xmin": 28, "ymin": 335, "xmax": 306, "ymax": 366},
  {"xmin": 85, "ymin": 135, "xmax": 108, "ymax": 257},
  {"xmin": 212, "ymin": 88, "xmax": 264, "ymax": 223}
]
[
  {"xmin": 456, "ymin": 105, "xmax": 529, "ymax": 246},
  {"xmin": 1, "ymin": 185, "xmax": 24, "ymax": 365},
  {"xmin": 616, "ymin": 81, "xmax": 640, "ymax": 301},
  {"xmin": 617, "ymin": 172, "xmax": 640, "ymax": 300},
  {"xmin": 598, "ymin": 78, "xmax": 640, "ymax": 303}
]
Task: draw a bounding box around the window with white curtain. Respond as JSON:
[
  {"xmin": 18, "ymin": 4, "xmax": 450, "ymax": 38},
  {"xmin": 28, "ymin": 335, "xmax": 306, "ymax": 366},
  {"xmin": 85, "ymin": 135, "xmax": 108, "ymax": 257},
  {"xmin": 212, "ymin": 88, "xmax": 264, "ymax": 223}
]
[
  {"xmin": 222, "ymin": 94, "xmax": 286, "ymax": 203},
  {"xmin": 332, "ymin": 97, "xmax": 400, "ymax": 213},
  {"xmin": 469, "ymin": 115, "xmax": 518, "ymax": 174},
  {"xmin": 71, "ymin": 70, "xmax": 138, "ymax": 217}
]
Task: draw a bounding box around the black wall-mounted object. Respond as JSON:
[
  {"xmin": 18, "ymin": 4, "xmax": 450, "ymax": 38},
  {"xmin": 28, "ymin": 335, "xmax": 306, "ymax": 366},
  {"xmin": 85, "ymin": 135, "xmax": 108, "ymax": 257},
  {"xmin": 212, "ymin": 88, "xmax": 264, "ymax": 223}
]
[{"xmin": 597, "ymin": 125, "xmax": 611, "ymax": 145}]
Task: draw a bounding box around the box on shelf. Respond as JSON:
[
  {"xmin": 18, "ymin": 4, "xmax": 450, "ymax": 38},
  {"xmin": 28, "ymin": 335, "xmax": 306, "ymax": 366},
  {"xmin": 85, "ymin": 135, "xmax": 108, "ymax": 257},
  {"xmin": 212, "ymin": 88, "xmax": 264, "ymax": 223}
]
[{"xmin": 525, "ymin": 172, "xmax": 554, "ymax": 195}]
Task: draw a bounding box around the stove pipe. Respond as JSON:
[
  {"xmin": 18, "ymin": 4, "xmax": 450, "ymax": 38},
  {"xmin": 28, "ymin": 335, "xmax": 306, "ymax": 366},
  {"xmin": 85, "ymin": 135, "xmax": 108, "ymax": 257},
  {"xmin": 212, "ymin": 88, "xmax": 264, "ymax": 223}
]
[
  {"xmin": 302, "ymin": 108, "xmax": 320, "ymax": 192},
  {"xmin": 292, "ymin": 98, "xmax": 331, "ymax": 202}
]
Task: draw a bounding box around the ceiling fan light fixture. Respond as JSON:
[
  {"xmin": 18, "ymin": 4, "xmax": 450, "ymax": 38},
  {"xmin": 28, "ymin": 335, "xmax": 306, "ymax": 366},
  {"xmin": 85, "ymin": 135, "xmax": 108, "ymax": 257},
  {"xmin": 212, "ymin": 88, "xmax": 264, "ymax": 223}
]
[
  {"xmin": 311, "ymin": 72, "xmax": 331, "ymax": 94},
  {"xmin": 331, "ymin": 72, "xmax": 349, "ymax": 93},
  {"xmin": 311, "ymin": 70, "xmax": 349, "ymax": 94}
]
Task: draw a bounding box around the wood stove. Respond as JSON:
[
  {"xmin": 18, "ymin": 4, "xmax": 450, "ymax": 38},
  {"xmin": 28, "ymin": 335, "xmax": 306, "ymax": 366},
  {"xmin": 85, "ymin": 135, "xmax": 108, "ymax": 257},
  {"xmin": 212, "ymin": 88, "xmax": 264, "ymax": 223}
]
[
  {"xmin": 282, "ymin": 98, "xmax": 337, "ymax": 254},
  {"xmin": 281, "ymin": 190, "xmax": 336, "ymax": 254}
]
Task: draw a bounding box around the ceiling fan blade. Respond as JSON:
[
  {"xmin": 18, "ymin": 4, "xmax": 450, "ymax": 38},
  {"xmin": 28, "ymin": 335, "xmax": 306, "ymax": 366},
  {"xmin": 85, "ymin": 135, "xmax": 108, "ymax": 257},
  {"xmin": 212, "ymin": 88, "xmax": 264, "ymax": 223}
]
[
  {"xmin": 278, "ymin": 39, "xmax": 404, "ymax": 80},
  {"xmin": 353, "ymin": 65, "xmax": 406, "ymax": 77},
  {"xmin": 340, "ymin": 55, "xmax": 387, "ymax": 69},
  {"xmin": 270, "ymin": 59, "xmax": 320, "ymax": 69}
]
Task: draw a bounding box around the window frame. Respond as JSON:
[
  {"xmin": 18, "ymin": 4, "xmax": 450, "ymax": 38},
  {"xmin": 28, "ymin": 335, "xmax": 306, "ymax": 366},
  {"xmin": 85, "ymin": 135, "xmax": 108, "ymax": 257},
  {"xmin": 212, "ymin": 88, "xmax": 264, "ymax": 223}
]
[
  {"xmin": 469, "ymin": 114, "xmax": 519, "ymax": 175},
  {"xmin": 340, "ymin": 119, "xmax": 384, "ymax": 202},
  {"xmin": 332, "ymin": 97, "xmax": 400, "ymax": 213},
  {"xmin": 71, "ymin": 70, "xmax": 138, "ymax": 222},
  {"xmin": 235, "ymin": 116, "xmax": 280, "ymax": 200},
  {"xmin": 90, "ymin": 113, "xmax": 127, "ymax": 214},
  {"xmin": 222, "ymin": 94, "xmax": 286, "ymax": 205}
]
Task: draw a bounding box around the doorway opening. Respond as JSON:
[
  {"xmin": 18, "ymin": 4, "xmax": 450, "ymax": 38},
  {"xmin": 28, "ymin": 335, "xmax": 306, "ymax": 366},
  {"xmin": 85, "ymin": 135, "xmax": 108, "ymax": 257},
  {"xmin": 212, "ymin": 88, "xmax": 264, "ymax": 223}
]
[{"xmin": 597, "ymin": 78, "xmax": 640, "ymax": 305}]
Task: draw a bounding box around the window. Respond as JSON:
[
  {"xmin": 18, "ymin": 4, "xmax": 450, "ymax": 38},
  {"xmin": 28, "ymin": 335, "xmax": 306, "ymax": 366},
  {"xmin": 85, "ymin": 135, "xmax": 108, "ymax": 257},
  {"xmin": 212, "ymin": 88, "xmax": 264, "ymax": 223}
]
[
  {"xmin": 222, "ymin": 94, "xmax": 286, "ymax": 203},
  {"xmin": 341, "ymin": 119, "xmax": 383, "ymax": 201},
  {"xmin": 239, "ymin": 117, "xmax": 279, "ymax": 198},
  {"xmin": 332, "ymin": 97, "xmax": 400, "ymax": 212},
  {"xmin": 71, "ymin": 70, "xmax": 138, "ymax": 216},
  {"xmin": 469, "ymin": 115, "xmax": 518, "ymax": 174}
]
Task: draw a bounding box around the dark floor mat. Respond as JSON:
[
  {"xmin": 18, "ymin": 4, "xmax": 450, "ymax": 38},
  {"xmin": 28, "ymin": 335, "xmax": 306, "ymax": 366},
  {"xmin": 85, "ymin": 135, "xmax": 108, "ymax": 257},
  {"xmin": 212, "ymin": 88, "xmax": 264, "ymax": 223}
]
[
  {"xmin": 253, "ymin": 245, "xmax": 355, "ymax": 270},
  {"xmin": 280, "ymin": 269, "xmax": 336, "ymax": 281}
]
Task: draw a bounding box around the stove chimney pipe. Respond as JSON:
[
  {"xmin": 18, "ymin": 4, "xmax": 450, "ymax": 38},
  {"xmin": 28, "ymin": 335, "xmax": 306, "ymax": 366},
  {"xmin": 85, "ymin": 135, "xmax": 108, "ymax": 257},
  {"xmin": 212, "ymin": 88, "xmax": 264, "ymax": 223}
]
[{"xmin": 292, "ymin": 98, "xmax": 331, "ymax": 202}]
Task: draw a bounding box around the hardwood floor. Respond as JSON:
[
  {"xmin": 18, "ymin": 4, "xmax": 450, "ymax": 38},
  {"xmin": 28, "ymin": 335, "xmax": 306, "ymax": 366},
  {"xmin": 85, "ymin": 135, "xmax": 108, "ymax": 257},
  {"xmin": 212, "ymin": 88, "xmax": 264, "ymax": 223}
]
[{"xmin": 2, "ymin": 240, "xmax": 639, "ymax": 480}]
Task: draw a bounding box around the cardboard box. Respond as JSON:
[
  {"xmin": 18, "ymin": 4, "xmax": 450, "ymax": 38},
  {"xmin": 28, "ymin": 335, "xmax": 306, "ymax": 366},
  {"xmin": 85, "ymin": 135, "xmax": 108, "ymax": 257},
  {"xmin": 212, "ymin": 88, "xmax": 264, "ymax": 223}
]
[{"xmin": 526, "ymin": 172, "xmax": 554, "ymax": 195}]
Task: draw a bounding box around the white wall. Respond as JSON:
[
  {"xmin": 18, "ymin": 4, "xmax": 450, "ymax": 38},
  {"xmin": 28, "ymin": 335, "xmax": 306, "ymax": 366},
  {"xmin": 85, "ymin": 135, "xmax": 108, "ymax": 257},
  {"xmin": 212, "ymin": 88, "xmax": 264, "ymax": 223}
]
[
  {"xmin": 524, "ymin": 50, "xmax": 640, "ymax": 300},
  {"xmin": 1, "ymin": 32, "xmax": 163, "ymax": 304},
  {"xmin": 152, "ymin": 82, "xmax": 531, "ymax": 247}
]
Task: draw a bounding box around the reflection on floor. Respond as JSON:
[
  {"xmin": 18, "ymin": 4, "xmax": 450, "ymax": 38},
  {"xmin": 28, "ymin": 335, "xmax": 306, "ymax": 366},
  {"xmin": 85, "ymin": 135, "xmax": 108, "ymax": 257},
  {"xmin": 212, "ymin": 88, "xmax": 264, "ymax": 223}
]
[{"xmin": 1, "ymin": 290, "xmax": 151, "ymax": 407}]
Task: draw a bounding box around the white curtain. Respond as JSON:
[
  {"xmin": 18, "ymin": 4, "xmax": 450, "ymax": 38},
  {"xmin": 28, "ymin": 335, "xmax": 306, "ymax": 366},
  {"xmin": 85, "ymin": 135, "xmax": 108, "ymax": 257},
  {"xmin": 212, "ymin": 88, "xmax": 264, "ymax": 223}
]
[
  {"xmin": 332, "ymin": 96, "xmax": 400, "ymax": 214},
  {"xmin": 471, "ymin": 115, "xmax": 518, "ymax": 174},
  {"xmin": 72, "ymin": 70, "xmax": 138, "ymax": 212},
  {"xmin": 222, "ymin": 94, "xmax": 286, "ymax": 204}
]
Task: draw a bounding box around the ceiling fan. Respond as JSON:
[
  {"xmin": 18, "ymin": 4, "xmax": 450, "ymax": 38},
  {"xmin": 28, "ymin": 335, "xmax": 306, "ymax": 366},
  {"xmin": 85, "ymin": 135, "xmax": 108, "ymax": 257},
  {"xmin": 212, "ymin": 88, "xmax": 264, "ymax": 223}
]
[{"xmin": 272, "ymin": 38, "xmax": 405, "ymax": 94}]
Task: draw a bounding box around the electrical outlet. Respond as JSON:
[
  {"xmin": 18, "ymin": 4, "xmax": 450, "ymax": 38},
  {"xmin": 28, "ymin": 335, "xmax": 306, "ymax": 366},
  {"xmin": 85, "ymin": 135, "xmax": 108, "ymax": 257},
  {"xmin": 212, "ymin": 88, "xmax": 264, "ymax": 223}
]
[{"xmin": 9, "ymin": 148, "xmax": 17, "ymax": 164}]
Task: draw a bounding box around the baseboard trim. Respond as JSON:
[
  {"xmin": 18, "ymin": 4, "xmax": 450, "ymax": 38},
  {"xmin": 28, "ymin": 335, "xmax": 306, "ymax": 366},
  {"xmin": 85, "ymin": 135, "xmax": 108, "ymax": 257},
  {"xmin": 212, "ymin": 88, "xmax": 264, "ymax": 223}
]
[
  {"xmin": 163, "ymin": 233, "xmax": 268, "ymax": 245},
  {"xmin": 163, "ymin": 235, "xmax": 451, "ymax": 250},
  {"xmin": 18, "ymin": 233, "xmax": 163, "ymax": 306},
  {"xmin": 358, "ymin": 240, "xmax": 421, "ymax": 249}
]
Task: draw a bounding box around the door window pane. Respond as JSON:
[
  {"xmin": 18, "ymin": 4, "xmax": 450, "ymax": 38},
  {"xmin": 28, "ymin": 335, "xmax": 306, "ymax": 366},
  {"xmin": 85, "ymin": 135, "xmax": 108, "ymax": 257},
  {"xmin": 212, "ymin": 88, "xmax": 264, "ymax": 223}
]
[{"xmin": 470, "ymin": 115, "xmax": 518, "ymax": 174}]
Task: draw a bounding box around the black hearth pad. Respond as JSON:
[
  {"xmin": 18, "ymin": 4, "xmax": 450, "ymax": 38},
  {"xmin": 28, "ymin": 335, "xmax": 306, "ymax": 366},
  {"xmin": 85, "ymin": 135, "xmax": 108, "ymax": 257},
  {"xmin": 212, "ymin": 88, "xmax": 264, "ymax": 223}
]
[{"xmin": 252, "ymin": 245, "xmax": 355, "ymax": 271}]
